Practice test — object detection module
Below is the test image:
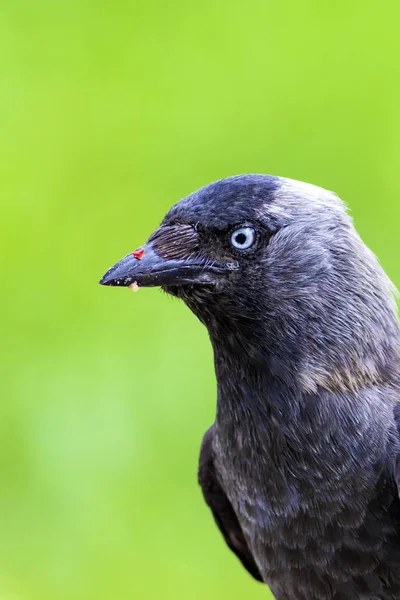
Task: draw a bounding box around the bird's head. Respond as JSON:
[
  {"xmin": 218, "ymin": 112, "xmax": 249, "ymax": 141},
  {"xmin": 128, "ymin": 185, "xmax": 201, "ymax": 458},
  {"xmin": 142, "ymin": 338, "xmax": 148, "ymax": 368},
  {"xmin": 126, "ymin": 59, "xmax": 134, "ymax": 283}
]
[{"xmin": 100, "ymin": 175, "xmax": 400, "ymax": 393}]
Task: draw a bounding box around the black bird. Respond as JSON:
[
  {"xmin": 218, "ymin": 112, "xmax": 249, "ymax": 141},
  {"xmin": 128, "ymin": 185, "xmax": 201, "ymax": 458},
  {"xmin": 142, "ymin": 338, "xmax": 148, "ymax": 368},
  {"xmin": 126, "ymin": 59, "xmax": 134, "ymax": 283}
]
[{"xmin": 100, "ymin": 175, "xmax": 400, "ymax": 600}]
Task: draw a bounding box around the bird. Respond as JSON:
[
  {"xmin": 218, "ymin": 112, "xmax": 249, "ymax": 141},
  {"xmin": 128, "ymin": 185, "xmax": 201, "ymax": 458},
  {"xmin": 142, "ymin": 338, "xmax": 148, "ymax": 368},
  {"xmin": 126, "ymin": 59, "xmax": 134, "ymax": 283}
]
[{"xmin": 100, "ymin": 174, "xmax": 400, "ymax": 600}]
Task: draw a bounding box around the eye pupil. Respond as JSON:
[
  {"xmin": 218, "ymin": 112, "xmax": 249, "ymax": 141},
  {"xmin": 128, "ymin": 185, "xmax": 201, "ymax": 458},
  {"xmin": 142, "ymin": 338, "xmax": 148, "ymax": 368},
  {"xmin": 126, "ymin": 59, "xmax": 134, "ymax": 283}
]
[{"xmin": 235, "ymin": 233, "xmax": 247, "ymax": 245}]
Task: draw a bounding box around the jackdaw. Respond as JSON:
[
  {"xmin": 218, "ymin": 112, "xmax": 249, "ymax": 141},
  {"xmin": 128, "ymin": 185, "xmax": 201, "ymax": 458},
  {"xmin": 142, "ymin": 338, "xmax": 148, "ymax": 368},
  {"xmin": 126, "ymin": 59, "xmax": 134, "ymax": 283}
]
[{"xmin": 100, "ymin": 175, "xmax": 400, "ymax": 600}]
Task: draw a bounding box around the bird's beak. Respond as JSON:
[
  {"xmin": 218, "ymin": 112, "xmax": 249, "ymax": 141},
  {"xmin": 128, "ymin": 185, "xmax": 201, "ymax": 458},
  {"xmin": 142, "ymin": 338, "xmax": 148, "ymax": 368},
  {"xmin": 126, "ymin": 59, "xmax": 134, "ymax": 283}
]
[{"xmin": 99, "ymin": 226, "xmax": 236, "ymax": 289}]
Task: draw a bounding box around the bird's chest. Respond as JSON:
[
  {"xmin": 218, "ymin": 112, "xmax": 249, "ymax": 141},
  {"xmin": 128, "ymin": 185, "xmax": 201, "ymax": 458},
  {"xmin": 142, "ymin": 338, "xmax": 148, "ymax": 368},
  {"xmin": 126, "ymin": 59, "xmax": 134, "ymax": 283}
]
[
  {"xmin": 214, "ymin": 427, "xmax": 348, "ymax": 544},
  {"xmin": 213, "ymin": 425, "xmax": 398, "ymax": 600}
]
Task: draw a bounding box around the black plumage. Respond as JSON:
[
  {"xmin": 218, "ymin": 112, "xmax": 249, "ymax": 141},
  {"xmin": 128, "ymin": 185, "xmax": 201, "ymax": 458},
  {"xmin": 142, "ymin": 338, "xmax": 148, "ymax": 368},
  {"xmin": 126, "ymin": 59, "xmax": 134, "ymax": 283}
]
[{"xmin": 100, "ymin": 175, "xmax": 400, "ymax": 599}]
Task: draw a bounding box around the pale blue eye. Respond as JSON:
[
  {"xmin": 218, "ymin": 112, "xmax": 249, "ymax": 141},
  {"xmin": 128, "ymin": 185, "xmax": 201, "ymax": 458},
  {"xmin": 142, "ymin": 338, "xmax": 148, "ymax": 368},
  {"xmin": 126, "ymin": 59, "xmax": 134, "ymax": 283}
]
[{"xmin": 230, "ymin": 227, "xmax": 256, "ymax": 250}]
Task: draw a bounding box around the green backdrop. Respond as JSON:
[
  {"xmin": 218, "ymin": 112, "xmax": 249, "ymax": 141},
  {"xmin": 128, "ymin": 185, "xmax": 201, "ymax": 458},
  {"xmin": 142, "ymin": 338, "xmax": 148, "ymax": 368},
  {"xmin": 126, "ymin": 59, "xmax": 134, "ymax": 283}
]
[{"xmin": 1, "ymin": 1, "xmax": 400, "ymax": 599}]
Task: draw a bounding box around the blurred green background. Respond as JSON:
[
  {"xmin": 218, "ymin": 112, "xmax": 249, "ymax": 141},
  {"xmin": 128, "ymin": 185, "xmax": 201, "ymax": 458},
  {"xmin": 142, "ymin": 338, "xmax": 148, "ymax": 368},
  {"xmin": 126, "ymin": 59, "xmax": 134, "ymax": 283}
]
[{"xmin": 1, "ymin": 1, "xmax": 400, "ymax": 599}]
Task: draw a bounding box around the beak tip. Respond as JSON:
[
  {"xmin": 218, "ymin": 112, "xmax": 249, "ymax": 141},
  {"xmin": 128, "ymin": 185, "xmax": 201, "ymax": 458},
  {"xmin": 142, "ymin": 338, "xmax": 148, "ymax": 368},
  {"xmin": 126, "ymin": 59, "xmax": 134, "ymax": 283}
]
[
  {"xmin": 99, "ymin": 274, "xmax": 123, "ymax": 287},
  {"xmin": 99, "ymin": 252, "xmax": 139, "ymax": 288},
  {"xmin": 99, "ymin": 269, "xmax": 113, "ymax": 286},
  {"xmin": 99, "ymin": 268, "xmax": 121, "ymax": 287}
]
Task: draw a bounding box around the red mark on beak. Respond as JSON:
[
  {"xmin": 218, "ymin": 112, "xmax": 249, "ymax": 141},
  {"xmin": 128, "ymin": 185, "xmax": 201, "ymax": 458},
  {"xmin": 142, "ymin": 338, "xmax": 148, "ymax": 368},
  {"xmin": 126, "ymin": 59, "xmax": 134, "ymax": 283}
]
[{"xmin": 132, "ymin": 248, "xmax": 145, "ymax": 260}]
